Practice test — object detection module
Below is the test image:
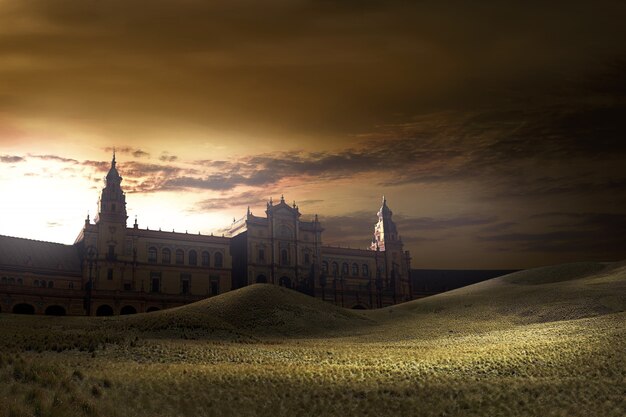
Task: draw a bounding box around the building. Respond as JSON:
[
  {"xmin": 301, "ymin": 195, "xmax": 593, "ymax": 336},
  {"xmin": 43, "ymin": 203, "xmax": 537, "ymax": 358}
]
[{"xmin": 0, "ymin": 154, "xmax": 412, "ymax": 315}]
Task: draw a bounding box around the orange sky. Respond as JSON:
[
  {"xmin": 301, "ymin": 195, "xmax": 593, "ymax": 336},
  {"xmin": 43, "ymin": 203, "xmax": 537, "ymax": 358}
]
[{"xmin": 1, "ymin": 1, "xmax": 626, "ymax": 268}]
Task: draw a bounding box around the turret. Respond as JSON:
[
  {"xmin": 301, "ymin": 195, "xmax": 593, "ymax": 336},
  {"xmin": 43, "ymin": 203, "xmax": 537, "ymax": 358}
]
[
  {"xmin": 94, "ymin": 151, "xmax": 128, "ymax": 225},
  {"xmin": 370, "ymin": 196, "xmax": 400, "ymax": 251}
]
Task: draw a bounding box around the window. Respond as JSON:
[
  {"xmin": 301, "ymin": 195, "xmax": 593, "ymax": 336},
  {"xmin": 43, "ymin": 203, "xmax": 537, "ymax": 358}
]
[
  {"xmin": 107, "ymin": 268, "xmax": 113, "ymax": 280},
  {"xmin": 342, "ymin": 263, "xmax": 349, "ymax": 275},
  {"xmin": 362, "ymin": 264, "xmax": 369, "ymax": 277},
  {"xmin": 69, "ymin": 282, "xmax": 74, "ymax": 289},
  {"xmin": 123, "ymin": 283, "xmax": 131, "ymax": 291},
  {"xmin": 17, "ymin": 278, "xmax": 23, "ymax": 285},
  {"xmin": 258, "ymin": 248, "xmax": 265, "ymax": 262},
  {"xmin": 108, "ymin": 245, "xmax": 115, "ymax": 260},
  {"xmin": 150, "ymin": 272, "xmax": 161, "ymax": 293},
  {"xmin": 280, "ymin": 249, "xmax": 289, "ymax": 266},
  {"xmin": 8, "ymin": 277, "xmax": 15, "ymax": 284},
  {"xmin": 112, "ymin": 203, "xmax": 116, "ymax": 212},
  {"xmin": 214, "ymin": 252, "xmax": 223, "ymax": 268},
  {"xmin": 189, "ymin": 250, "xmax": 197, "ymax": 266},
  {"xmin": 180, "ymin": 274, "xmax": 191, "ymax": 295},
  {"xmin": 33, "ymin": 280, "xmax": 39, "ymax": 287},
  {"xmin": 331, "ymin": 262, "xmax": 338, "ymax": 276},
  {"xmin": 210, "ymin": 276, "xmax": 220, "ymax": 295},
  {"xmin": 322, "ymin": 261, "xmax": 329, "ymax": 273},
  {"xmin": 176, "ymin": 249, "xmax": 184, "ymax": 264},
  {"xmin": 202, "ymin": 251, "xmax": 210, "ymax": 266},
  {"xmin": 352, "ymin": 263, "xmax": 359, "ymax": 276},
  {"xmin": 48, "ymin": 281, "xmax": 54, "ymax": 288},
  {"xmin": 304, "ymin": 253, "xmax": 310, "ymax": 264},
  {"xmin": 1, "ymin": 277, "xmax": 6, "ymax": 284},
  {"xmin": 125, "ymin": 239, "xmax": 133, "ymax": 256},
  {"xmin": 162, "ymin": 248, "xmax": 171, "ymax": 264},
  {"xmin": 148, "ymin": 247, "xmax": 157, "ymax": 263}
]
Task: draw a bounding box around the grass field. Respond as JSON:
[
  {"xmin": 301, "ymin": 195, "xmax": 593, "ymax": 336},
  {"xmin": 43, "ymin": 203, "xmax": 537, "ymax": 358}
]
[{"xmin": 1, "ymin": 261, "xmax": 625, "ymax": 416}]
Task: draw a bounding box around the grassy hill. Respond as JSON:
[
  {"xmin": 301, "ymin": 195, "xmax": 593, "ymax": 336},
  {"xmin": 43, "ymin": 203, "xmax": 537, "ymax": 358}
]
[{"xmin": 0, "ymin": 261, "xmax": 624, "ymax": 416}]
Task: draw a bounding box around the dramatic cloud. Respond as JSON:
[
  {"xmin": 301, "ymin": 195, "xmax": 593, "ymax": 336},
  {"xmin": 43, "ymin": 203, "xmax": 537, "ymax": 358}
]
[
  {"xmin": 194, "ymin": 191, "xmax": 269, "ymax": 211},
  {"xmin": 1, "ymin": 0, "xmax": 625, "ymax": 267},
  {"xmin": 0, "ymin": 155, "xmax": 24, "ymax": 163},
  {"xmin": 478, "ymin": 212, "xmax": 626, "ymax": 258}
]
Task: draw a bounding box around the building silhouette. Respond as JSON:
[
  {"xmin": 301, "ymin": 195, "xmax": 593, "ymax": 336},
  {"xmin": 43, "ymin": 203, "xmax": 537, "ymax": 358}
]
[{"xmin": 0, "ymin": 155, "xmax": 412, "ymax": 315}]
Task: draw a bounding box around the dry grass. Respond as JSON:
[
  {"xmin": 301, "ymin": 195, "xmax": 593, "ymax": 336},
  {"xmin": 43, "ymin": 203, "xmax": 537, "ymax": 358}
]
[{"xmin": 1, "ymin": 261, "xmax": 625, "ymax": 416}]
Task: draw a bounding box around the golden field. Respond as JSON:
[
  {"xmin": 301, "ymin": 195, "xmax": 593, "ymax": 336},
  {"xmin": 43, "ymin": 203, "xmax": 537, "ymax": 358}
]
[{"xmin": 0, "ymin": 261, "xmax": 625, "ymax": 416}]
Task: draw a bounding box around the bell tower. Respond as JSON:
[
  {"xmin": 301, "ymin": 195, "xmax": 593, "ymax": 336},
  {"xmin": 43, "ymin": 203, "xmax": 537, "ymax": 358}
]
[
  {"xmin": 370, "ymin": 196, "xmax": 411, "ymax": 302},
  {"xmin": 95, "ymin": 151, "xmax": 127, "ymax": 225},
  {"xmin": 91, "ymin": 151, "xmax": 129, "ymax": 292},
  {"xmin": 371, "ymin": 196, "xmax": 399, "ymax": 252}
]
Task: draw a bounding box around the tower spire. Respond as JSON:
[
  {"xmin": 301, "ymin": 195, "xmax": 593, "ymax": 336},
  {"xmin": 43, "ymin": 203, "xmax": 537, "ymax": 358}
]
[{"xmin": 95, "ymin": 153, "xmax": 127, "ymax": 224}]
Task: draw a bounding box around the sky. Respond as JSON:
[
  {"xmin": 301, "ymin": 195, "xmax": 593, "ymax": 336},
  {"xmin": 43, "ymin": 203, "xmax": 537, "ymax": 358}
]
[{"xmin": 1, "ymin": 0, "xmax": 625, "ymax": 269}]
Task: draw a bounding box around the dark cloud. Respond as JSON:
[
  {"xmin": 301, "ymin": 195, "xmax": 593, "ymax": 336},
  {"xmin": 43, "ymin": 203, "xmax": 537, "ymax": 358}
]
[
  {"xmin": 1, "ymin": 0, "xmax": 625, "ymax": 145},
  {"xmin": 28, "ymin": 154, "xmax": 79, "ymax": 164},
  {"xmin": 0, "ymin": 155, "xmax": 24, "ymax": 163},
  {"xmin": 478, "ymin": 212, "xmax": 626, "ymax": 258},
  {"xmin": 159, "ymin": 152, "xmax": 178, "ymax": 162},
  {"xmin": 194, "ymin": 191, "xmax": 269, "ymax": 211},
  {"xmin": 81, "ymin": 160, "xmax": 110, "ymax": 173},
  {"xmin": 102, "ymin": 147, "xmax": 149, "ymax": 158},
  {"xmin": 132, "ymin": 149, "xmax": 150, "ymax": 158},
  {"xmin": 116, "ymin": 161, "xmax": 187, "ymax": 193}
]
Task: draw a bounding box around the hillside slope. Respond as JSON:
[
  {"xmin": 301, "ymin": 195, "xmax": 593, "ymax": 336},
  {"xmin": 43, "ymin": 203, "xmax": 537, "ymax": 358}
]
[
  {"xmin": 117, "ymin": 260, "xmax": 626, "ymax": 341},
  {"xmin": 119, "ymin": 283, "xmax": 374, "ymax": 339},
  {"xmin": 362, "ymin": 261, "xmax": 626, "ymax": 341}
]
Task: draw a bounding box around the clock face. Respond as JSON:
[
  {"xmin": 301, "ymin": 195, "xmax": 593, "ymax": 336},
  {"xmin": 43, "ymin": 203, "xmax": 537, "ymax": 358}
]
[{"xmin": 86, "ymin": 245, "xmax": 97, "ymax": 259}]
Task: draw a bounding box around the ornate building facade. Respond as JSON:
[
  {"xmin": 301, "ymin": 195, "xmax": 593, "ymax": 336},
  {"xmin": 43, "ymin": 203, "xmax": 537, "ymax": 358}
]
[{"xmin": 0, "ymin": 155, "xmax": 412, "ymax": 315}]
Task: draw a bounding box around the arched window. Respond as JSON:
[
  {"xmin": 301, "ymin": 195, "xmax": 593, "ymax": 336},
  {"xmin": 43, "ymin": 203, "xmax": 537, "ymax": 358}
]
[
  {"xmin": 281, "ymin": 249, "xmax": 289, "ymax": 266},
  {"xmin": 322, "ymin": 261, "xmax": 329, "ymax": 273},
  {"xmin": 176, "ymin": 249, "xmax": 184, "ymax": 264},
  {"xmin": 189, "ymin": 250, "xmax": 197, "ymax": 266},
  {"xmin": 362, "ymin": 264, "xmax": 369, "ymax": 277},
  {"xmin": 13, "ymin": 303, "xmax": 35, "ymax": 315},
  {"xmin": 202, "ymin": 251, "xmax": 210, "ymax": 266},
  {"xmin": 1, "ymin": 277, "xmax": 7, "ymax": 284},
  {"xmin": 342, "ymin": 263, "xmax": 349, "ymax": 276},
  {"xmin": 48, "ymin": 281, "xmax": 54, "ymax": 288},
  {"xmin": 352, "ymin": 263, "xmax": 359, "ymax": 276},
  {"xmin": 17, "ymin": 278, "xmax": 23, "ymax": 285},
  {"xmin": 162, "ymin": 248, "xmax": 171, "ymax": 264},
  {"xmin": 120, "ymin": 305, "xmax": 137, "ymax": 315},
  {"xmin": 33, "ymin": 280, "xmax": 39, "ymax": 287},
  {"xmin": 69, "ymin": 282, "xmax": 74, "ymax": 289},
  {"xmin": 331, "ymin": 262, "xmax": 338, "ymax": 276},
  {"xmin": 96, "ymin": 305, "xmax": 114, "ymax": 316},
  {"xmin": 148, "ymin": 247, "xmax": 157, "ymax": 263},
  {"xmin": 214, "ymin": 252, "xmax": 223, "ymax": 268},
  {"xmin": 8, "ymin": 277, "xmax": 15, "ymax": 284}
]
